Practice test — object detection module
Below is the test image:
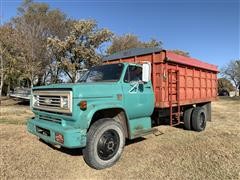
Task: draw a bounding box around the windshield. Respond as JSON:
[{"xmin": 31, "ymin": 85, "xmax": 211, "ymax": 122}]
[{"xmin": 78, "ymin": 63, "xmax": 124, "ymax": 83}]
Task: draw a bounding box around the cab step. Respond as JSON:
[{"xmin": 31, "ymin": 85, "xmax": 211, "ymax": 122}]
[{"xmin": 133, "ymin": 128, "xmax": 161, "ymax": 138}]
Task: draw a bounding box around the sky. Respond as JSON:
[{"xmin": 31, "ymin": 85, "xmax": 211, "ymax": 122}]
[{"xmin": 1, "ymin": 0, "xmax": 239, "ymax": 68}]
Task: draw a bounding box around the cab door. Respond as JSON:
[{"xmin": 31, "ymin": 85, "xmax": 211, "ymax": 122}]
[{"xmin": 121, "ymin": 65, "xmax": 154, "ymax": 119}]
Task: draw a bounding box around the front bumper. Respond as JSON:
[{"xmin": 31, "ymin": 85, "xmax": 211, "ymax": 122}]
[{"xmin": 27, "ymin": 117, "xmax": 87, "ymax": 148}]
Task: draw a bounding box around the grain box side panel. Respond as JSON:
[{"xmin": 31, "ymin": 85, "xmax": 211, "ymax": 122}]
[
  {"xmin": 157, "ymin": 62, "xmax": 217, "ymax": 108},
  {"xmin": 211, "ymin": 72, "xmax": 217, "ymax": 97}
]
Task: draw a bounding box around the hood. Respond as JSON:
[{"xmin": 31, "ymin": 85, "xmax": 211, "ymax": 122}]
[
  {"xmin": 32, "ymin": 83, "xmax": 78, "ymax": 90},
  {"xmin": 32, "ymin": 82, "xmax": 122, "ymax": 98}
]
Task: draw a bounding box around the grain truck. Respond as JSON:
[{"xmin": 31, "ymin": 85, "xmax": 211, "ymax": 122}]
[{"xmin": 27, "ymin": 48, "xmax": 218, "ymax": 169}]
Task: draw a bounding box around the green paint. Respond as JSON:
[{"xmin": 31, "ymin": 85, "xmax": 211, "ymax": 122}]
[
  {"xmin": 27, "ymin": 63, "xmax": 155, "ymax": 148},
  {"xmin": 128, "ymin": 117, "xmax": 152, "ymax": 139}
]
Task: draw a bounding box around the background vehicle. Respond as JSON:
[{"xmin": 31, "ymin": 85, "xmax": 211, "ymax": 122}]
[
  {"xmin": 218, "ymin": 89, "xmax": 230, "ymax": 96},
  {"xmin": 9, "ymin": 87, "xmax": 31, "ymax": 101},
  {"xmin": 27, "ymin": 48, "xmax": 218, "ymax": 169}
]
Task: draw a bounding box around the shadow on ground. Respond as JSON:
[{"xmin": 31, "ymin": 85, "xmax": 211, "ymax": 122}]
[
  {"xmin": 0, "ymin": 97, "xmax": 29, "ymax": 106},
  {"xmin": 39, "ymin": 136, "xmax": 147, "ymax": 157}
]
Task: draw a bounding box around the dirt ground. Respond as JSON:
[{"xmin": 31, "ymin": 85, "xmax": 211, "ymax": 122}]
[{"xmin": 0, "ymin": 97, "xmax": 240, "ymax": 180}]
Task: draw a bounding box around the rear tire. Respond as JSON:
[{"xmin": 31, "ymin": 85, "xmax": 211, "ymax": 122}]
[
  {"xmin": 183, "ymin": 107, "xmax": 193, "ymax": 130},
  {"xmin": 83, "ymin": 118, "xmax": 125, "ymax": 169},
  {"xmin": 192, "ymin": 107, "xmax": 207, "ymax": 132}
]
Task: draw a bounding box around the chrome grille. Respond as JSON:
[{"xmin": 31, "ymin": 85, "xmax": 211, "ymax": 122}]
[
  {"xmin": 32, "ymin": 90, "xmax": 72, "ymax": 113},
  {"xmin": 39, "ymin": 115, "xmax": 62, "ymax": 124},
  {"xmin": 37, "ymin": 95, "xmax": 61, "ymax": 108}
]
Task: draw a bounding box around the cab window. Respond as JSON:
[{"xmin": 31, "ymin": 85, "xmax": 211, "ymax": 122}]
[
  {"xmin": 78, "ymin": 63, "xmax": 124, "ymax": 82},
  {"xmin": 124, "ymin": 65, "xmax": 142, "ymax": 82}
]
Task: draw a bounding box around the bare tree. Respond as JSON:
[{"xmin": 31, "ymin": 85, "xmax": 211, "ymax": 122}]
[
  {"xmin": 221, "ymin": 60, "xmax": 240, "ymax": 96},
  {"xmin": 0, "ymin": 47, "xmax": 6, "ymax": 97},
  {"xmin": 0, "ymin": 24, "xmax": 22, "ymax": 96},
  {"xmin": 171, "ymin": 49, "xmax": 190, "ymax": 57},
  {"xmin": 218, "ymin": 78, "xmax": 235, "ymax": 93},
  {"xmin": 12, "ymin": 0, "xmax": 71, "ymax": 86},
  {"xmin": 48, "ymin": 20, "xmax": 113, "ymax": 83},
  {"xmin": 107, "ymin": 34, "xmax": 162, "ymax": 55}
]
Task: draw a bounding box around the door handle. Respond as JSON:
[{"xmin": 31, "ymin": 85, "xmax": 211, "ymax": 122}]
[{"xmin": 145, "ymin": 86, "xmax": 151, "ymax": 88}]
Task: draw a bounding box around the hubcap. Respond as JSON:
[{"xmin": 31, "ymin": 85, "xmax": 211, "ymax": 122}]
[{"xmin": 97, "ymin": 129, "xmax": 120, "ymax": 160}]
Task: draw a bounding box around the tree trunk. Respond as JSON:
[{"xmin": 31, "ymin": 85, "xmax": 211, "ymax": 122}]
[
  {"xmin": 7, "ymin": 81, "xmax": 10, "ymax": 97},
  {"xmin": 238, "ymin": 84, "xmax": 240, "ymax": 96},
  {"xmin": 36, "ymin": 73, "xmax": 46, "ymax": 86},
  {"xmin": 65, "ymin": 71, "xmax": 73, "ymax": 83},
  {"xmin": 30, "ymin": 77, "xmax": 34, "ymax": 88},
  {"xmin": 0, "ymin": 48, "xmax": 5, "ymax": 98},
  {"xmin": 233, "ymin": 82, "xmax": 238, "ymax": 96},
  {"xmin": 0, "ymin": 72, "xmax": 3, "ymax": 97}
]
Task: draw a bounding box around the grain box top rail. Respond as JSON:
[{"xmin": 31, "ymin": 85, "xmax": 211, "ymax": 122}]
[{"xmin": 103, "ymin": 48, "xmax": 218, "ymax": 72}]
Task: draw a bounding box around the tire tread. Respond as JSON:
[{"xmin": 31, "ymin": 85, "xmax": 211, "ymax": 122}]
[
  {"xmin": 192, "ymin": 107, "xmax": 206, "ymax": 132},
  {"xmin": 184, "ymin": 107, "xmax": 193, "ymax": 130}
]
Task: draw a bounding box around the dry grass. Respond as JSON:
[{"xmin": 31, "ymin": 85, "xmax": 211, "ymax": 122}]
[
  {"xmin": 0, "ymin": 98, "xmax": 33, "ymax": 125},
  {"xmin": 0, "ymin": 97, "xmax": 240, "ymax": 180}
]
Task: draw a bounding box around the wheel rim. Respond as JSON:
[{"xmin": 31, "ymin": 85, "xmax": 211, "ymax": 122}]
[
  {"xmin": 200, "ymin": 112, "xmax": 206, "ymax": 129},
  {"xmin": 97, "ymin": 129, "xmax": 120, "ymax": 160}
]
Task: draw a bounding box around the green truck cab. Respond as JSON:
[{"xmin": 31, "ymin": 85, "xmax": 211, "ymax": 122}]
[{"xmin": 27, "ymin": 62, "xmax": 154, "ymax": 169}]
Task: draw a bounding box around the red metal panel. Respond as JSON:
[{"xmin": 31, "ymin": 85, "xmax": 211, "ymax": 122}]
[
  {"xmin": 104, "ymin": 50, "xmax": 218, "ymax": 108},
  {"xmin": 166, "ymin": 51, "xmax": 218, "ymax": 72}
]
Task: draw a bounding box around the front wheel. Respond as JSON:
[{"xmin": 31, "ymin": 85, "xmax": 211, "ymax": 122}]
[{"xmin": 83, "ymin": 118, "xmax": 125, "ymax": 169}]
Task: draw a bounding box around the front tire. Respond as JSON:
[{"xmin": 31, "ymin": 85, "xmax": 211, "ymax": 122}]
[{"xmin": 83, "ymin": 118, "xmax": 125, "ymax": 169}]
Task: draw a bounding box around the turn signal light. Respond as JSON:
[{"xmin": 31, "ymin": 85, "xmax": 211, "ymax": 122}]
[{"xmin": 79, "ymin": 101, "xmax": 87, "ymax": 110}]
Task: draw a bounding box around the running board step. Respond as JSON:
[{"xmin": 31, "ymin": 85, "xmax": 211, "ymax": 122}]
[
  {"xmin": 171, "ymin": 122, "xmax": 181, "ymax": 127},
  {"xmin": 132, "ymin": 128, "xmax": 159, "ymax": 138}
]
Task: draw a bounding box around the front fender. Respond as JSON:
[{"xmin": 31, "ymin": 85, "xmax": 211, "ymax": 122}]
[{"xmin": 85, "ymin": 103, "xmax": 128, "ymax": 127}]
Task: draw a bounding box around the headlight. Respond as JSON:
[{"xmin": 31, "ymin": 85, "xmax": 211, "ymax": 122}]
[{"xmin": 61, "ymin": 97, "xmax": 69, "ymax": 109}]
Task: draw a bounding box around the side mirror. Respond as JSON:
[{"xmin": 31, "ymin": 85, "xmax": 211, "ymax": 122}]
[{"xmin": 142, "ymin": 62, "xmax": 151, "ymax": 82}]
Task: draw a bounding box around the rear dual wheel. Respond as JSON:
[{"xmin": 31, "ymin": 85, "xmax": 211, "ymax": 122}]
[
  {"xmin": 192, "ymin": 107, "xmax": 207, "ymax": 131},
  {"xmin": 183, "ymin": 107, "xmax": 193, "ymax": 130},
  {"xmin": 183, "ymin": 107, "xmax": 207, "ymax": 132}
]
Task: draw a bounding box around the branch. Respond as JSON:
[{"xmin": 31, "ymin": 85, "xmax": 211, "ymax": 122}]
[{"xmin": 64, "ymin": 70, "xmax": 73, "ymax": 82}]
